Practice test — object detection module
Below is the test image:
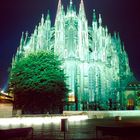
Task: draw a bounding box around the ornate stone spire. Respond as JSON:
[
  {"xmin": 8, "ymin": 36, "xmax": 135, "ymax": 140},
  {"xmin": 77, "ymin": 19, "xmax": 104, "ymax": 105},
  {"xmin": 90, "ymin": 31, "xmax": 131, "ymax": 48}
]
[
  {"xmin": 69, "ymin": 0, "xmax": 73, "ymax": 12},
  {"xmin": 92, "ymin": 9, "xmax": 98, "ymax": 29},
  {"xmin": 99, "ymin": 14, "xmax": 102, "ymax": 26},
  {"xmin": 55, "ymin": 0, "xmax": 63, "ymax": 24},
  {"xmin": 70, "ymin": 0, "xmax": 73, "ymax": 5},
  {"xmin": 79, "ymin": 0, "xmax": 86, "ymax": 18},
  {"xmin": 41, "ymin": 14, "xmax": 44, "ymax": 26},
  {"xmin": 56, "ymin": 0, "xmax": 62, "ymax": 14},
  {"xmin": 46, "ymin": 10, "xmax": 50, "ymax": 20},
  {"xmin": 93, "ymin": 9, "xmax": 97, "ymax": 22},
  {"xmin": 24, "ymin": 31, "xmax": 28, "ymax": 45},
  {"xmin": 20, "ymin": 32, "xmax": 24, "ymax": 46}
]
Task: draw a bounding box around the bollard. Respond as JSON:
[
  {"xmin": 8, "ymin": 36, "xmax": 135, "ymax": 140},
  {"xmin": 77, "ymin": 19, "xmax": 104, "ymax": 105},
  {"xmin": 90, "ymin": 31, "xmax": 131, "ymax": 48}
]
[
  {"xmin": 115, "ymin": 116, "xmax": 122, "ymax": 121},
  {"xmin": 61, "ymin": 119, "xmax": 68, "ymax": 140}
]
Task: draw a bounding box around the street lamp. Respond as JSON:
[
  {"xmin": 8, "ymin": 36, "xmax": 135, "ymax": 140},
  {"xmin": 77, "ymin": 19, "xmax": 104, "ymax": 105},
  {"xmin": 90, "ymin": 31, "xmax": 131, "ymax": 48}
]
[{"xmin": 1, "ymin": 90, "xmax": 4, "ymax": 94}]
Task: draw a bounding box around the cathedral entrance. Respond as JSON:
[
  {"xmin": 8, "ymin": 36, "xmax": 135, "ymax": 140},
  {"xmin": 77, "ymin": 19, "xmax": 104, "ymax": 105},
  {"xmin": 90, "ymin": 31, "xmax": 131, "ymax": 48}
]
[
  {"xmin": 126, "ymin": 94, "xmax": 135, "ymax": 110},
  {"xmin": 127, "ymin": 99, "xmax": 134, "ymax": 110}
]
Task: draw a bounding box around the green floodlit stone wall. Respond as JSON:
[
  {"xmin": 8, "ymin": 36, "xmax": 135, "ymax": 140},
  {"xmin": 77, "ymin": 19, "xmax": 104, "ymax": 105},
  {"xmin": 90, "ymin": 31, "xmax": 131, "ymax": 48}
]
[{"xmin": 12, "ymin": 0, "xmax": 133, "ymax": 110}]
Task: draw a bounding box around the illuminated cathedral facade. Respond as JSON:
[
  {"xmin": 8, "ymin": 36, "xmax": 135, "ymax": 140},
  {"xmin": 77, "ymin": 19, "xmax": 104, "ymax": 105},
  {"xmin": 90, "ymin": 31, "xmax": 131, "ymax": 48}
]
[{"xmin": 13, "ymin": 0, "xmax": 133, "ymax": 110}]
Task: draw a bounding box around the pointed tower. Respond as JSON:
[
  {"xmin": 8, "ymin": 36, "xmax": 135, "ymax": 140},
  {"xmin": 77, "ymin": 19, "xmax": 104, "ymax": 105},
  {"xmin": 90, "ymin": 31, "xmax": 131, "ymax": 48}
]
[
  {"xmin": 79, "ymin": 0, "xmax": 86, "ymax": 19},
  {"xmin": 19, "ymin": 32, "xmax": 25, "ymax": 58},
  {"xmin": 19, "ymin": 32, "xmax": 24, "ymax": 52},
  {"xmin": 44, "ymin": 11, "xmax": 51, "ymax": 50},
  {"xmin": 69, "ymin": 0, "xmax": 73, "ymax": 10},
  {"xmin": 98, "ymin": 14, "xmax": 102, "ymax": 26},
  {"xmin": 78, "ymin": 0, "xmax": 88, "ymax": 60},
  {"xmin": 66, "ymin": 0, "xmax": 77, "ymax": 17},
  {"xmin": 24, "ymin": 31, "xmax": 29, "ymax": 46},
  {"xmin": 57, "ymin": 0, "xmax": 62, "ymax": 12},
  {"xmin": 36, "ymin": 14, "xmax": 45, "ymax": 50},
  {"xmin": 54, "ymin": 0, "xmax": 65, "ymax": 56},
  {"xmin": 41, "ymin": 14, "xmax": 45, "ymax": 26},
  {"xmin": 32, "ymin": 26, "xmax": 38, "ymax": 52},
  {"xmin": 55, "ymin": 0, "xmax": 62, "ymax": 24},
  {"xmin": 92, "ymin": 9, "xmax": 98, "ymax": 30}
]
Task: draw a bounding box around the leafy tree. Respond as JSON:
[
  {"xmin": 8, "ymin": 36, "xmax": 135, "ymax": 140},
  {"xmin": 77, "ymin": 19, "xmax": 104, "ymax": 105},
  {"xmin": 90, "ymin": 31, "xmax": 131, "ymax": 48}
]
[{"xmin": 9, "ymin": 51, "xmax": 68, "ymax": 114}]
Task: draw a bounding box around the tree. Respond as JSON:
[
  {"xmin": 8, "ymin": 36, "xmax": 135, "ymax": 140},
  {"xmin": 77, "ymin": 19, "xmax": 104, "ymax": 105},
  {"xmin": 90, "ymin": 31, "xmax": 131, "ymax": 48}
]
[{"xmin": 9, "ymin": 51, "xmax": 68, "ymax": 114}]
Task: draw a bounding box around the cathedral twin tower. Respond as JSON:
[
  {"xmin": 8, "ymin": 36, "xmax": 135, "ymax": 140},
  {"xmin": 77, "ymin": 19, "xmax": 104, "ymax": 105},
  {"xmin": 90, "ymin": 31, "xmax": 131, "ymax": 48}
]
[{"xmin": 14, "ymin": 0, "xmax": 133, "ymax": 110}]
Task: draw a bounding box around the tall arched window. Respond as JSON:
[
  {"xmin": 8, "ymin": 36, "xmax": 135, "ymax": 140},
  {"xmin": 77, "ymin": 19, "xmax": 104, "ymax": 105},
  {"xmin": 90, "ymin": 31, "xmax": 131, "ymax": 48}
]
[
  {"xmin": 95, "ymin": 67, "xmax": 102, "ymax": 102},
  {"xmin": 88, "ymin": 67, "xmax": 95, "ymax": 102}
]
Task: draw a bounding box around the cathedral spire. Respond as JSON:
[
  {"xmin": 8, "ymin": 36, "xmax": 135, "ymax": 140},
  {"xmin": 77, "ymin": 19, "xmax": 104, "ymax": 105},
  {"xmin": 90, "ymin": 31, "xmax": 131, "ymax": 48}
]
[
  {"xmin": 46, "ymin": 10, "xmax": 50, "ymax": 20},
  {"xmin": 69, "ymin": 0, "xmax": 73, "ymax": 12},
  {"xmin": 80, "ymin": 0, "xmax": 84, "ymax": 7},
  {"xmin": 79, "ymin": 0, "xmax": 86, "ymax": 18},
  {"xmin": 70, "ymin": 0, "xmax": 73, "ymax": 5},
  {"xmin": 55, "ymin": 0, "xmax": 63, "ymax": 22},
  {"xmin": 19, "ymin": 32, "xmax": 25, "ymax": 53},
  {"xmin": 24, "ymin": 31, "xmax": 28, "ymax": 45},
  {"xmin": 20, "ymin": 32, "xmax": 24, "ymax": 46},
  {"xmin": 56, "ymin": 0, "xmax": 62, "ymax": 14},
  {"xmin": 99, "ymin": 14, "xmax": 102, "ymax": 26},
  {"xmin": 41, "ymin": 14, "xmax": 44, "ymax": 26},
  {"xmin": 34, "ymin": 26, "xmax": 38, "ymax": 36},
  {"xmin": 93, "ymin": 9, "xmax": 97, "ymax": 22},
  {"xmin": 55, "ymin": 0, "xmax": 63, "ymax": 24},
  {"xmin": 92, "ymin": 9, "xmax": 98, "ymax": 29},
  {"xmin": 105, "ymin": 26, "xmax": 108, "ymax": 36}
]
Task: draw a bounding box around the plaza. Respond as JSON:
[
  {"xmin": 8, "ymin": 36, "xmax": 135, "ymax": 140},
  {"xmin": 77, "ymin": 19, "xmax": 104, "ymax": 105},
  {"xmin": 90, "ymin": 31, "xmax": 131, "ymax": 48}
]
[{"xmin": 0, "ymin": 113, "xmax": 140, "ymax": 139}]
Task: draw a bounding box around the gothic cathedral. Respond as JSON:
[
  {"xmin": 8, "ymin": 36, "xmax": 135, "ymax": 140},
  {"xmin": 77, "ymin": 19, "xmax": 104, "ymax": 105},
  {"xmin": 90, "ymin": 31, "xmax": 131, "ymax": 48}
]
[{"xmin": 13, "ymin": 0, "xmax": 133, "ymax": 110}]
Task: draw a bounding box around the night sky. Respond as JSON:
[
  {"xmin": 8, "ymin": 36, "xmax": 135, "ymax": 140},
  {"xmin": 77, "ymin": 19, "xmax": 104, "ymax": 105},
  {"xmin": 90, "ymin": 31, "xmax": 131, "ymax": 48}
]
[{"xmin": 0, "ymin": 0, "xmax": 140, "ymax": 90}]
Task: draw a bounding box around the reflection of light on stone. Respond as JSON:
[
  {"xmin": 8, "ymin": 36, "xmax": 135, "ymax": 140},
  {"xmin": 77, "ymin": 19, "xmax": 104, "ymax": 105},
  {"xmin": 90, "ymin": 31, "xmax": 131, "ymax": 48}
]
[
  {"xmin": 51, "ymin": 116, "xmax": 61, "ymax": 123},
  {"xmin": 68, "ymin": 115, "xmax": 88, "ymax": 122},
  {"xmin": 21, "ymin": 117, "xmax": 46, "ymax": 125},
  {"xmin": 0, "ymin": 115, "xmax": 88, "ymax": 126}
]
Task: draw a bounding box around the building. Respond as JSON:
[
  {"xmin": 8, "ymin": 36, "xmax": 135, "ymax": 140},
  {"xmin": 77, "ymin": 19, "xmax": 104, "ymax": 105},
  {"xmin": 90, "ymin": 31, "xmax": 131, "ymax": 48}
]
[
  {"xmin": 124, "ymin": 81, "xmax": 140, "ymax": 110},
  {"xmin": 12, "ymin": 0, "xmax": 133, "ymax": 110},
  {"xmin": 0, "ymin": 91, "xmax": 13, "ymax": 117}
]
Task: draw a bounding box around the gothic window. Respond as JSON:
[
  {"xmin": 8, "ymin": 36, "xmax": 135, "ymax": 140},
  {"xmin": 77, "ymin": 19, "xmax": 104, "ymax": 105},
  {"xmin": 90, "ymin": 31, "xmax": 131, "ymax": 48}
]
[
  {"xmin": 84, "ymin": 76, "xmax": 88, "ymax": 88},
  {"xmin": 89, "ymin": 68, "xmax": 94, "ymax": 89},
  {"xmin": 107, "ymin": 56, "xmax": 111, "ymax": 67},
  {"xmin": 77, "ymin": 66, "xmax": 81, "ymax": 87},
  {"xmin": 88, "ymin": 68, "xmax": 95, "ymax": 102},
  {"xmin": 95, "ymin": 67, "xmax": 102, "ymax": 101},
  {"xmin": 65, "ymin": 19, "xmax": 78, "ymax": 56}
]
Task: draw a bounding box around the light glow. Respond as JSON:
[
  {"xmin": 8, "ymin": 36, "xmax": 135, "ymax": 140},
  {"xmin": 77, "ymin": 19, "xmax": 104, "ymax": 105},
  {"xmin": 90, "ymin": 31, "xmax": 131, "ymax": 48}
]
[
  {"xmin": 1, "ymin": 90, "xmax": 4, "ymax": 94},
  {"xmin": 0, "ymin": 90, "xmax": 8, "ymax": 95},
  {"xmin": 0, "ymin": 115, "xmax": 88, "ymax": 126},
  {"xmin": 68, "ymin": 92, "xmax": 75, "ymax": 102}
]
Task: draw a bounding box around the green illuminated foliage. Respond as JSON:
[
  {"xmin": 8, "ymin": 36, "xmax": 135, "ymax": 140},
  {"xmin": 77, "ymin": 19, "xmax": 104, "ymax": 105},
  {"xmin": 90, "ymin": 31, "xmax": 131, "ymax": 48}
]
[{"xmin": 9, "ymin": 51, "xmax": 68, "ymax": 114}]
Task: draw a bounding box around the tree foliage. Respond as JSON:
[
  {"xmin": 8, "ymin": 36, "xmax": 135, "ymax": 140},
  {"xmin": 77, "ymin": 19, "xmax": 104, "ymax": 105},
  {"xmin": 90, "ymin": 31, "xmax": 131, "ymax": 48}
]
[{"xmin": 9, "ymin": 51, "xmax": 68, "ymax": 114}]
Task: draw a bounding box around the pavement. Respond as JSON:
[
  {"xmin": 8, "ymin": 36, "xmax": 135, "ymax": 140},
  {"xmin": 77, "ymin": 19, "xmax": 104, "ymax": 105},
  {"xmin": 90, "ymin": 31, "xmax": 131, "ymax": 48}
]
[{"xmin": 32, "ymin": 117, "xmax": 140, "ymax": 140}]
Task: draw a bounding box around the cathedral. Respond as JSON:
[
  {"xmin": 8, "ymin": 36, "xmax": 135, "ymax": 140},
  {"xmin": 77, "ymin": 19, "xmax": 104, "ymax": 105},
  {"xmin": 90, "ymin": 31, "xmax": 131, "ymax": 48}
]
[{"xmin": 13, "ymin": 0, "xmax": 133, "ymax": 110}]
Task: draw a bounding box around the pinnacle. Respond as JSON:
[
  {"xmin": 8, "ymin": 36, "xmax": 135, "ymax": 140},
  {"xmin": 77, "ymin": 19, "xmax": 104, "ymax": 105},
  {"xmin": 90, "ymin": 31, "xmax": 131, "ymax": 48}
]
[
  {"xmin": 70, "ymin": 0, "xmax": 73, "ymax": 5},
  {"xmin": 57, "ymin": 0, "xmax": 62, "ymax": 11}
]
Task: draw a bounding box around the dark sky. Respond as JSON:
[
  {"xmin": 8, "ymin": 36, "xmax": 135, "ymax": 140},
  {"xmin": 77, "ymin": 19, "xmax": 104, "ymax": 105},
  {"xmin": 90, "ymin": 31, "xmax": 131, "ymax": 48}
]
[{"xmin": 0, "ymin": 0, "xmax": 140, "ymax": 90}]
